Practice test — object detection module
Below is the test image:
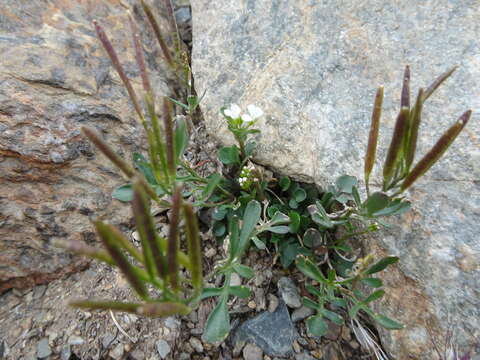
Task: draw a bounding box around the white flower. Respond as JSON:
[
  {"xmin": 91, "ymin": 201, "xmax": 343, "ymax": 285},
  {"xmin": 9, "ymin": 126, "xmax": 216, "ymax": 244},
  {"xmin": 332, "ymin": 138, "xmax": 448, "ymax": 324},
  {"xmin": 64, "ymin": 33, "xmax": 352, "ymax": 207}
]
[
  {"xmin": 224, "ymin": 103, "xmax": 241, "ymax": 119},
  {"xmin": 247, "ymin": 104, "xmax": 264, "ymax": 119},
  {"xmin": 241, "ymin": 113, "xmax": 253, "ymax": 123}
]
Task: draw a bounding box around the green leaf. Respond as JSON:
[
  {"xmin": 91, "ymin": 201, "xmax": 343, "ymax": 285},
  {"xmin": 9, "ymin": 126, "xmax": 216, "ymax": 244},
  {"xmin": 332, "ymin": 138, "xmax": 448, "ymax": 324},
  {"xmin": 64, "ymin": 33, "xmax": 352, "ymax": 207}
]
[
  {"xmin": 279, "ymin": 176, "xmax": 291, "ymax": 191},
  {"xmin": 218, "ymin": 146, "xmax": 240, "ymax": 165},
  {"xmin": 352, "ymin": 186, "xmax": 362, "ymax": 207},
  {"xmin": 303, "ymin": 297, "xmax": 320, "ymax": 310},
  {"xmin": 200, "ymin": 287, "xmax": 224, "ymax": 300},
  {"xmin": 320, "ymin": 309, "xmax": 344, "ymax": 325},
  {"xmin": 330, "ymin": 297, "xmax": 347, "ymax": 308},
  {"xmin": 202, "ymin": 174, "xmax": 222, "ymax": 200},
  {"xmin": 213, "ymin": 207, "xmax": 228, "ymax": 221},
  {"xmin": 269, "ymin": 211, "xmax": 290, "ymax": 225},
  {"xmin": 228, "ymin": 216, "xmax": 240, "ymax": 260},
  {"xmin": 133, "ymin": 153, "xmax": 156, "ymax": 185},
  {"xmin": 374, "ymin": 314, "xmax": 404, "ymax": 329},
  {"xmin": 288, "ymin": 211, "xmax": 301, "ymax": 233},
  {"xmin": 228, "ymin": 285, "xmax": 252, "ymax": 299},
  {"xmin": 303, "ymin": 228, "xmax": 322, "ymax": 248},
  {"xmin": 237, "ymin": 200, "xmax": 261, "ymax": 257},
  {"xmin": 288, "ymin": 198, "xmax": 298, "ymax": 209},
  {"xmin": 204, "ymin": 298, "xmax": 231, "ymax": 343},
  {"xmin": 213, "ymin": 222, "xmax": 226, "ymax": 237},
  {"xmin": 373, "ymin": 199, "xmax": 411, "ymax": 217},
  {"xmin": 168, "ymin": 97, "xmax": 189, "ymax": 110},
  {"xmin": 336, "ymin": 175, "xmax": 357, "ymax": 194},
  {"xmin": 364, "ymin": 290, "xmax": 385, "ymax": 303},
  {"xmin": 112, "ymin": 184, "xmax": 134, "ymax": 202},
  {"xmin": 296, "ymin": 256, "xmax": 327, "ymax": 284},
  {"xmin": 306, "ymin": 315, "xmax": 328, "ymax": 336},
  {"xmin": 233, "ymin": 264, "xmax": 255, "ymax": 279},
  {"xmin": 348, "ymin": 302, "xmax": 363, "ymax": 318},
  {"xmin": 364, "ymin": 192, "xmax": 390, "ymax": 215},
  {"xmin": 294, "ymin": 188, "xmax": 307, "ymax": 202},
  {"xmin": 251, "ymin": 236, "xmax": 267, "ymax": 250},
  {"xmin": 280, "ymin": 243, "xmax": 302, "ymax": 268},
  {"xmin": 306, "ymin": 285, "xmax": 324, "ymax": 298},
  {"xmin": 244, "ymin": 141, "xmax": 256, "ymax": 158},
  {"xmin": 174, "ymin": 117, "xmax": 188, "ymax": 162},
  {"xmin": 311, "ymin": 212, "xmax": 333, "ymax": 229},
  {"xmin": 361, "ymin": 278, "xmax": 383, "ymax": 288},
  {"xmin": 365, "ymin": 256, "xmax": 399, "ymax": 275},
  {"xmin": 266, "ymin": 226, "xmax": 290, "ymax": 234}
]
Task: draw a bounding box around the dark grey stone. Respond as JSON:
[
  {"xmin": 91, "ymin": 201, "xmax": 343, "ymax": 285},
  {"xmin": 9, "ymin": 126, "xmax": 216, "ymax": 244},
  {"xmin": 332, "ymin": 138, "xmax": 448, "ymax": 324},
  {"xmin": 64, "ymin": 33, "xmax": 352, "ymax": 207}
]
[
  {"xmin": 233, "ymin": 300, "xmax": 296, "ymax": 357},
  {"xmin": 36, "ymin": 338, "xmax": 51, "ymax": 359}
]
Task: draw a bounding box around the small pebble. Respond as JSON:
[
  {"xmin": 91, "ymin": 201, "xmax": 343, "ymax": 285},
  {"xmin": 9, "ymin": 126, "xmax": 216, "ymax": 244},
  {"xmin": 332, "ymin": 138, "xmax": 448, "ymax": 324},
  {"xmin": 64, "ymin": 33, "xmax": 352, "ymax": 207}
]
[
  {"xmin": 205, "ymin": 248, "xmax": 216, "ymax": 258},
  {"xmin": 189, "ymin": 337, "xmax": 204, "ymax": 353},
  {"xmin": 156, "ymin": 339, "xmax": 171, "ymax": 359},
  {"xmin": 248, "ymin": 300, "xmax": 256, "ymax": 309},
  {"xmin": 68, "ymin": 336, "xmax": 85, "ymax": 346},
  {"xmin": 277, "ymin": 277, "xmax": 302, "ymax": 308},
  {"xmin": 230, "ymin": 273, "xmax": 242, "ymax": 286},
  {"xmin": 36, "ymin": 338, "xmax": 51, "ymax": 359},
  {"xmin": 243, "ymin": 343, "xmax": 263, "ymax": 360},
  {"xmin": 267, "ymin": 294, "xmax": 279, "ymax": 313},
  {"xmin": 293, "ymin": 340, "xmax": 301, "ymax": 353},
  {"xmin": 291, "ymin": 306, "xmax": 315, "ymax": 322},
  {"xmin": 129, "ymin": 349, "xmax": 145, "ymax": 360},
  {"xmin": 109, "ymin": 343, "xmax": 124, "ymax": 360}
]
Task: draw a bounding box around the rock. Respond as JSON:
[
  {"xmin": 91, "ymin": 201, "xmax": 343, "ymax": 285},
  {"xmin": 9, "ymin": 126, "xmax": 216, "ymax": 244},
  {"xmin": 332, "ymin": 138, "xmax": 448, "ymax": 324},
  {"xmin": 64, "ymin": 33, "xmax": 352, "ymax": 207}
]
[
  {"xmin": 267, "ymin": 294, "xmax": 279, "ymax": 313},
  {"xmin": 36, "ymin": 338, "xmax": 51, "ymax": 359},
  {"xmin": 164, "ymin": 317, "xmax": 181, "ymax": 330},
  {"xmin": 129, "ymin": 349, "xmax": 145, "ymax": 360},
  {"xmin": 277, "ymin": 277, "xmax": 301, "ymax": 309},
  {"xmin": 295, "ymin": 353, "xmax": 316, "ymax": 360},
  {"xmin": 233, "ymin": 300, "xmax": 296, "ymax": 357},
  {"xmin": 192, "ymin": 1, "xmax": 480, "ymax": 358},
  {"xmin": 60, "ymin": 346, "xmax": 71, "ymax": 360},
  {"xmin": 68, "ymin": 336, "xmax": 84, "ymax": 346},
  {"xmin": 291, "ymin": 306, "xmax": 315, "ymax": 323},
  {"xmin": 109, "ymin": 343, "xmax": 124, "ymax": 360},
  {"xmin": 230, "ymin": 272, "xmax": 242, "ymax": 287},
  {"xmin": 242, "ymin": 343, "xmax": 263, "ymax": 360},
  {"xmin": 101, "ymin": 333, "xmax": 115, "ymax": 349},
  {"xmin": 0, "ymin": 0, "xmax": 170, "ymax": 293},
  {"xmin": 156, "ymin": 339, "xmax": 171, "ymax": 359},
  {"xmin": 189, "ymin": 337, "xmax": 204, "ymax": 353}
]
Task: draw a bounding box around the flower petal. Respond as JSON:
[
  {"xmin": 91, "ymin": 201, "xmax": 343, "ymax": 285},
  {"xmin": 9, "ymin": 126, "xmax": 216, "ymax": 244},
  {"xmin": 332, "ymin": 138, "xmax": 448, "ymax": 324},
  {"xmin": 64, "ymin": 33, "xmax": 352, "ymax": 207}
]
[
  {"xmin": 241, "ymin": 113, "xmax": 252, "ymax": 123},
  {"xmin": 225, "ymin": 103, "xmax": 241, "ymax": 118},
  {"xmin": 247, "ymin": 105, "xmax": 264, "ymax": 119}
]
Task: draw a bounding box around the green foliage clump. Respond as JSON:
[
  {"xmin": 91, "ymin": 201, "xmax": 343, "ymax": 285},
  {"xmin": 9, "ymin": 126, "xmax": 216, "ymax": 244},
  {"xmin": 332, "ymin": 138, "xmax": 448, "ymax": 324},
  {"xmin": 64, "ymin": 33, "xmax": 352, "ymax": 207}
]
[{"xmin": 62, "ymin": 1, "xmax": 473, "ymax": 348}]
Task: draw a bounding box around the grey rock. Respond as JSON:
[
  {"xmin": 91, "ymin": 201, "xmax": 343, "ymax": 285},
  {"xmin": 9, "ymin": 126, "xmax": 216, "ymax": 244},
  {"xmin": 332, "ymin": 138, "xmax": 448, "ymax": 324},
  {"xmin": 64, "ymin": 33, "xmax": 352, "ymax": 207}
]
[
  {"xmin": 68, "ymin": 336, "xmax": 84, "ymax": 346},
  {"xmin": 164, "ymin": 316, "xmax": 181, "ymax": 330},
  {"xmin": 101, "ymin": 333, "xmax": 115, "ymax": 349},
  {"xmin": 109, "ymin": 343, "xmax": 124, "ymax": 360},
  {"xmin": 267, "ymin": 294, "xmax": 279, "ymax": 313},
  {"xmin": 277, "ymin": 277, "xmax": 301, "ymax": 309},
  {"xmin": 233, "ymin": 300, "xmax": 296, "ymax": 357},
  {"xmin": 189, "ymin": 337, "xmax": 204, "ymax": 353},
  {"xmin": 175, "ymin": 7, "xmax": 192, "ymax": 25},
  {"xmin": 243, "ymin": 343, "xmax": 263, "ymax": 360},
  {"xmin": 36, "ymin": 338, "xmax": 51, "ymax": 359},
  {"xmin": 192, "ymin": 1, "xmax": 480, "ymax": 358},
  {"xmin": 295, "ymin": 353, "xmax": 316, "ymax": 360},
  {"xmin": 156, "ymin": 339, "xmax": 171, "ymax": 359},
  {"xmin": 60, "ymin": 346, "xmax": 71, "ymax": 360},
  {"xmin": 129, "ymin": 350, "xmax": 145, "ymax": 360},
  {"xmin": 230, "ymin": 272, "xmax": 242, "ymax": 287},
  {"xmin": 291, "ymin": 306, "xmax": 315, "ymax": 323}
]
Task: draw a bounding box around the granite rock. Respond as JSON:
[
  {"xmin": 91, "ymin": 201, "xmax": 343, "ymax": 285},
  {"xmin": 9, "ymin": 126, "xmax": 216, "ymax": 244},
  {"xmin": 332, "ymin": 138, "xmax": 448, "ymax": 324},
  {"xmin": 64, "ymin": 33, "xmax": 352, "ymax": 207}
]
[
  {"xmin": 0, "ymin": 0, "xmax": 170, "ymax": 292},
  {"xmin": 192, "ymin": 1, "xmax": 480, "ymax": 358}
]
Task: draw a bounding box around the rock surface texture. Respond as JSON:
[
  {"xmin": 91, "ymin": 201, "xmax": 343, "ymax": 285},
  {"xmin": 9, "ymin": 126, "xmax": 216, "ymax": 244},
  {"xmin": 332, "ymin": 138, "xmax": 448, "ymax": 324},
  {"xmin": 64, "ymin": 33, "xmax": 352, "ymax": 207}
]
[
  {"xmin": 0, "ymin": 0, "xmax": 170, "ymax": 292},
  {"xmin": 192, "ymin": 1, "xmax": 480, "ymax": 358}
]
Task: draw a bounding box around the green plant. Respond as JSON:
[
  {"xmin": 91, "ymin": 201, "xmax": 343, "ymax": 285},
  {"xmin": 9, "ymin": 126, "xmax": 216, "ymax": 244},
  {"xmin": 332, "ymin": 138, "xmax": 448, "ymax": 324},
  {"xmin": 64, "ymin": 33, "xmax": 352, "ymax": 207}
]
[{"xmin": 64, "ymin": 3, "xmax": 474, "ymax": 350}]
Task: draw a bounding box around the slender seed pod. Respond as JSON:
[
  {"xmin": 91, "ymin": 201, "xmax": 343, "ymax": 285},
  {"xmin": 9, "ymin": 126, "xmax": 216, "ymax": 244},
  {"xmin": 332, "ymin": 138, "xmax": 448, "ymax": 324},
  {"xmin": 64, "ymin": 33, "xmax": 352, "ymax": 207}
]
[
  {"xmin": 405, "ymin": 88, "xmax": 424, "ymax": 170},
  {"xmin": 133, "ymin": 180, "xmax": 167, "ymax": 279},
  {"xmin": 167, "ymin": 186, "xmax": 182, "ymax": 291},
  {"xmin": 70, "ymin": 300, "xmax": 141, "ymax": 314},
  {"xmin": 128, "ymin": 12, "xmax": 153, "ymax": 100},
  {"xmin": 93, "ymin": 20, "xmax": 144, "ymax": 122},
  {"xmin": 401, "ymin": 110, "xmax": 472, "ymax": 191},
  {"xmin": 95, "ymin": 221, "xmax": 148, "ymax": 299},
  {"xmin": 364, "ymin": 86, "xmax": 384, "ymax": 193},
  {"xmin": 183, "ymin": 203, "xmax": 203, "ymax": 292},
  {"xmin": 383, "ymin": 107, "xmax": 410, "ymax": 189},
  {"xmin": 147, "ymin": 100, "xmax": 169, "ymax": 182},
  {"xmin": 423, "ymin": 66, "xmax": 457, "ymax": 102},
  {"xmin": 141, "ymin": 0, "xmax": 174, "ymax": 66},
  {"xmin": 137, "ymin": 302, "xmax": 191, "ymax": 317},
  {"xmin": 401, "ymin": 65, "xmax": 411, "ymax": 109},
  {"xmin": 132, "ymin": 183, "xmax": 158, "ymax": 279},
  {"xmin": 164, "ymin": 0, "xmax": 181, "ymax": 51},
  {"xmin": 163, "ymin": 98, "xmax": 176, "ymax": 177},
  {"xmin": 55, "ymin": 240, "xmax": 115, "ymax": 265},
  {"xmin": 82, "ymin": 127, "xmax": 135, "ymax": 178},
  {"xmin": 107, "ymin": 225, "xmax": 144, "ymax": 264}
]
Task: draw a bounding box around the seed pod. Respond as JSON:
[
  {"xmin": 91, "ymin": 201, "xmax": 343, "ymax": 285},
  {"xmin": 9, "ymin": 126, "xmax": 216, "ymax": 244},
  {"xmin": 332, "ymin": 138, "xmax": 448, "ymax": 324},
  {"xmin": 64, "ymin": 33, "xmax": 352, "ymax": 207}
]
[
  {"xmin": 163, "ymin": 98, "xmax": 176, "ymax": 177},
  {"xmin": 383, "ymin": 107, "xmax": 410, "ymax": 189},
  {"xmin": 128, "ymin": 12, "xmax": 153, "ymax": 99},
  {"xmin": 95, "ymin": 221, "xmax": 148, "ymax": 299},
  {"xmin": 423, "ymin": 66, "xmax": 457, "ymax": 102},
  {"xmin": 401, "ymin": 65, "xmax": 410, "ymax": 109},
  {"xmin": 401, "ymin": 110, "xmax": 472, "ymax": 191},
  {"xmin": 133, "ymin": 180, "xmax": 167, "ymax": 279},
  {"xmin": 82, "ymin": 127, "xmax": 135, "ymax": 178},
  {"xmin": 364, "ymin": 87, "xmax": 384, "ymax": 192},
  {"xmin": 183, "ymin": 203, "xmax": 203, "ymax": 292},
  {"xmin": 167, "ymin": 186, "xmax": 182, "ymax": 291},
  {"xmin": 141, "ymin": 0, "xmax": 173, "ymax": 66},
  {"xmin": 137, "ymin": 301, "xmax": 191, "ymax": 317},
  {"xmin": 56, "ymin": 240, "xmax": 114, "ymax": 265},
  {"xmin": 93, "ymin": 20, "xmax": 144, "ymax": 122},
  {"xmin": 70, "ymin": 300, "xmax": 141, "ymax": 314},
  {"xmin": 405, "ymin": 88, "xmax": 424, "ymax": 170}
]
